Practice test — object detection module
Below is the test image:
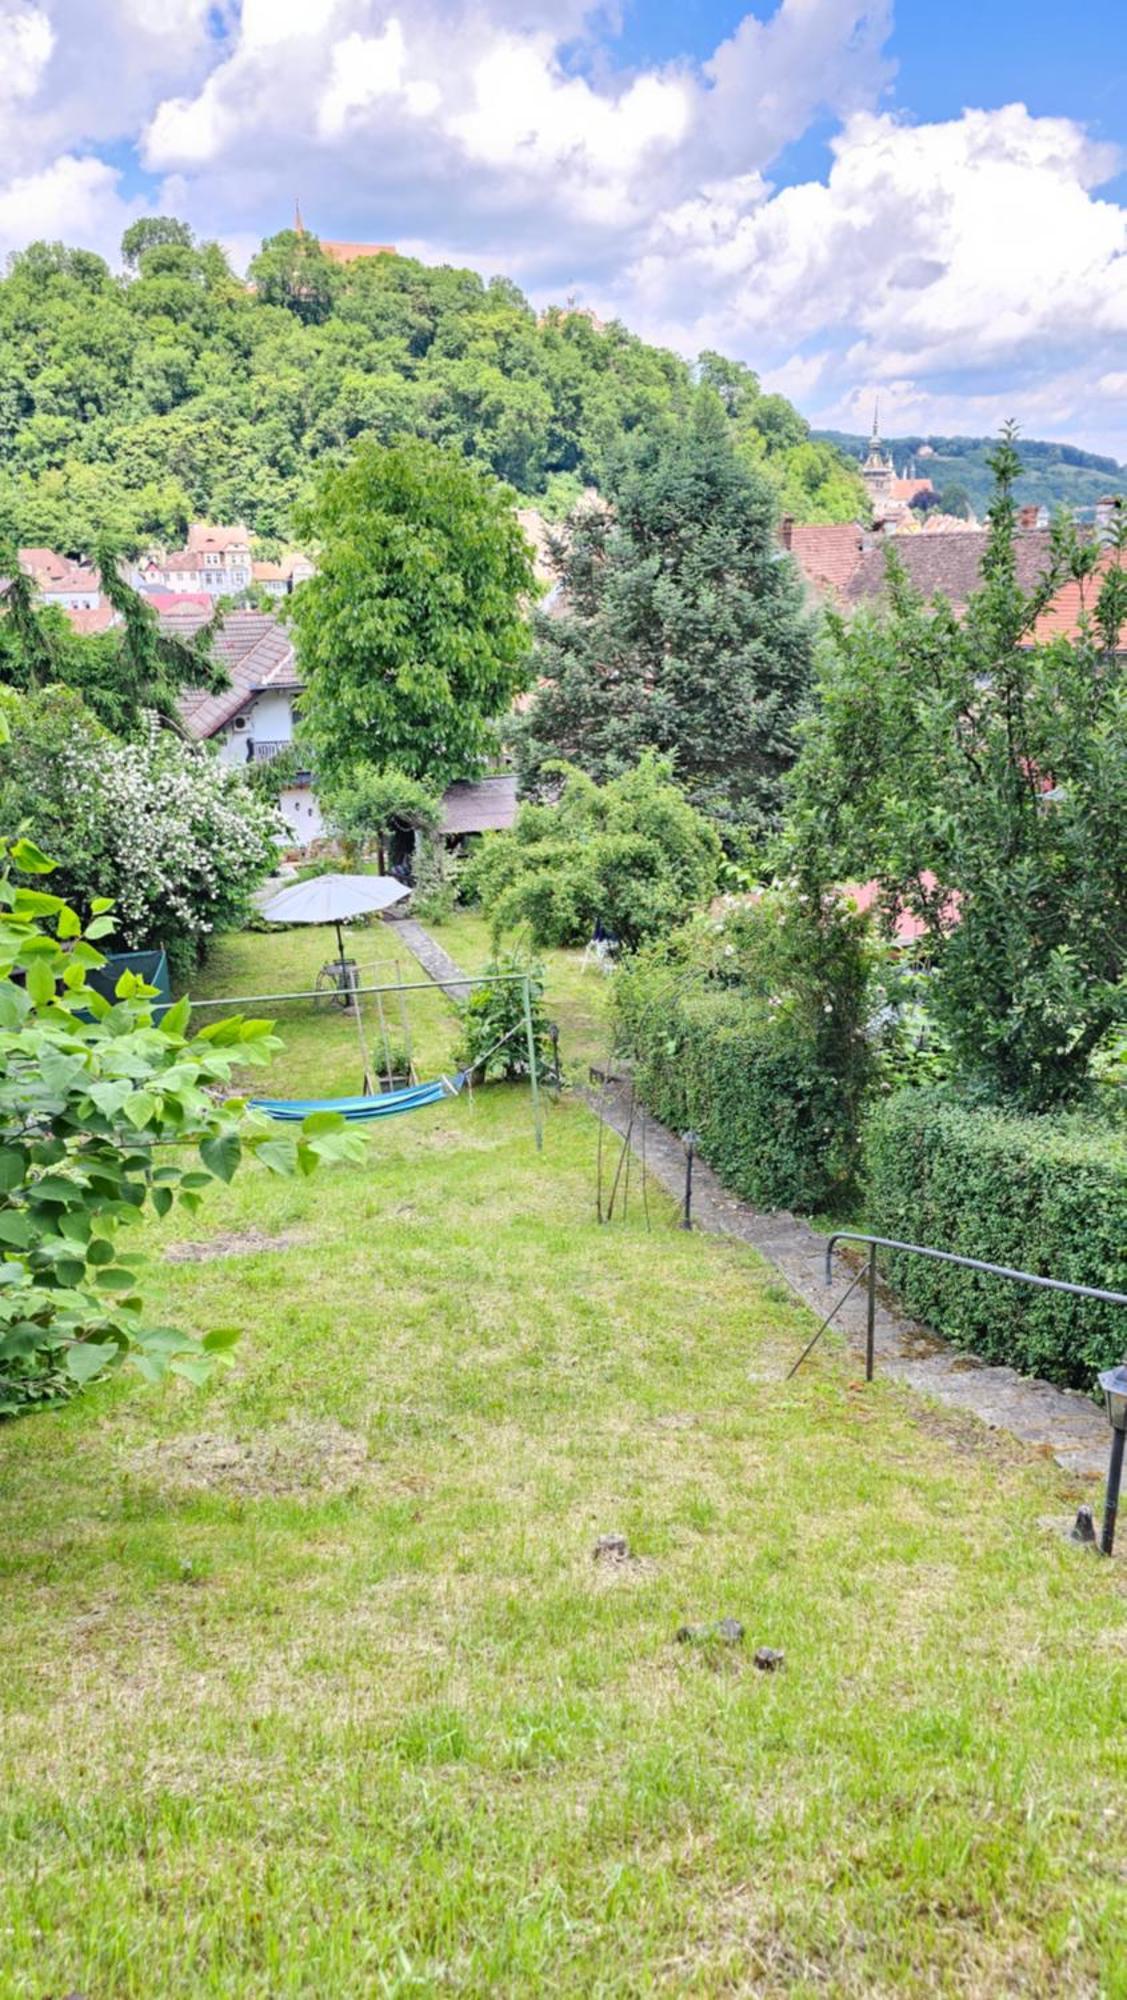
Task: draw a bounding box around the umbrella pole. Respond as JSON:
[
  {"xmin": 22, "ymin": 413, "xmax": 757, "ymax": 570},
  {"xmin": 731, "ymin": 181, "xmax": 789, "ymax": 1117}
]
[{"xmin": 332, "ymin": 916, "xmax": 372, "ymax": 1092}]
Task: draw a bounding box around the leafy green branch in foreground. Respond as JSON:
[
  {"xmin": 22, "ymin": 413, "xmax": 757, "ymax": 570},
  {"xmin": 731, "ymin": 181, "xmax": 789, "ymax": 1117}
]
[{"xmin": 0, "ymin": 835, "xmax": 362, "ymax": 1415}]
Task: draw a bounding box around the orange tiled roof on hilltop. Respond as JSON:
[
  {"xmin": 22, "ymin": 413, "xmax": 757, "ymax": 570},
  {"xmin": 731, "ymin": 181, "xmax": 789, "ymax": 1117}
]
[{"xmin": 321, "ymin": 240, "xmax": 396, "ymax": 265}]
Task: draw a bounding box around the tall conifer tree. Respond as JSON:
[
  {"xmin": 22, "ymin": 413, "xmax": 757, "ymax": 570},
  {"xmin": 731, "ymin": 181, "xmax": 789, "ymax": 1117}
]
[{"xmin": 515, "ymin": 388, "xmax": 813, "ymax": 840}]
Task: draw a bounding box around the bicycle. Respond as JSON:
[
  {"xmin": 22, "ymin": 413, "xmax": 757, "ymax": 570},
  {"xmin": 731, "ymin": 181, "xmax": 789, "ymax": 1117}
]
[{"xmin": 315, "ymin": 956, "xmax": 359, "ymax": 1010}]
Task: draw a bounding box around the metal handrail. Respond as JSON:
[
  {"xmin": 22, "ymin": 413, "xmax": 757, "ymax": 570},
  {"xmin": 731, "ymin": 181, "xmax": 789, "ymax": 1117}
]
[
  {"xmin": 803, "ymin": 1231, "xmax": 1127, "ymax": 1384},
  {"xmin": 815, "ymin": 1232, "xmax": 1127, "ymax": 1561}
]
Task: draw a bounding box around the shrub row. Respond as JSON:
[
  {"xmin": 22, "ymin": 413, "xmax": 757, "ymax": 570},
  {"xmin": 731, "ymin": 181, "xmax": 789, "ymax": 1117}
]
[
  {"xmin": 864, "ymin": 1089, "xmax": 1127, "ymax": 1389},
  {"xmin": 623, "ymin": 985, "xmax": 858, "ymax": 1215}
]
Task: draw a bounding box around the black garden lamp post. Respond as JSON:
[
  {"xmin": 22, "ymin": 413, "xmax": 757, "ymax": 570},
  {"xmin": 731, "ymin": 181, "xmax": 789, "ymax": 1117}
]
[
  {"xmin": 681, "ymin": 1130, "xmax": 699, "ymax": 1231},
  {"xmin": 1097, "ymin": 1365, "xmax": 1127, "ymax": 1555}
]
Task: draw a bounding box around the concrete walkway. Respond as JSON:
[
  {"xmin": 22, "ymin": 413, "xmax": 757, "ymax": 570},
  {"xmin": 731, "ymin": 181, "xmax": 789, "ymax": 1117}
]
[
  {"xmin": 590, "ymin": 1079, "xmax": 1110, "ymax": 1484},
  {"xmin": 386, "ymin": 917, "xmax": 472, "ymax": 1003},
  {"xmin": 390, "ymin": 915, "xmax": 1110, "ymax": 1485}
]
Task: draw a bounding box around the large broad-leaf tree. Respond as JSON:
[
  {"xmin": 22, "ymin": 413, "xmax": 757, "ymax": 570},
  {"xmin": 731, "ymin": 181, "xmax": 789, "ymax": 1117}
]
[
  {"xmin": 513, "ymin": 388, "xmax": 814, "ymax": 845},
  {"xmin": 290, "ymin": 438, "xmax": 536, "ymax": 790},
  {"xmin": 788, "ymin": 429, "xmax": 1127, "ymax": 1109}
]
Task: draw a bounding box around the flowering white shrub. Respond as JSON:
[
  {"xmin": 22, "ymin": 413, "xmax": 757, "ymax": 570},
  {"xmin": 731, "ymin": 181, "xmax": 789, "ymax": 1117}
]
[{"xmin": 0, "ymin": 690, "xmax": 282, "ymax": 972}]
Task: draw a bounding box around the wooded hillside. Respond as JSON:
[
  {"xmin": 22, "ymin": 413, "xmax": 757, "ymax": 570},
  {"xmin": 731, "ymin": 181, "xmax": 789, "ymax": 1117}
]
[{"xmin": 0, "ymin": 222, "xmax": 865, "ymax": 555}]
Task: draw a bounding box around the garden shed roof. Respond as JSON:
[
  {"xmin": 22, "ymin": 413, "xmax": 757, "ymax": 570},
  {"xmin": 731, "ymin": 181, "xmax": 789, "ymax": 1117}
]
[{"xmin": 440, "ymin": 776, "xmax": 518, "ymax": 836}]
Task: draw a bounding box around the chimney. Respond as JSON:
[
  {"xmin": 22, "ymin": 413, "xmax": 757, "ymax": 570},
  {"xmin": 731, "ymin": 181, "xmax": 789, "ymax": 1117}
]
[
  {"xmin": 780, "ymin": 515, "xmax": 795, "ymax": 551},
  {"xmin": 1018, "ymin": 505, "xmax": 1039, "ymax": 531}
]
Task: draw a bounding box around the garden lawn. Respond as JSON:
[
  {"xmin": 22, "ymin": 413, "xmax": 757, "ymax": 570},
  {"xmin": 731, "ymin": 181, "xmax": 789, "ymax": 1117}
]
[{"xmin": 2, "ymin": 929, "xmax": 1127, "ymax": 1996}]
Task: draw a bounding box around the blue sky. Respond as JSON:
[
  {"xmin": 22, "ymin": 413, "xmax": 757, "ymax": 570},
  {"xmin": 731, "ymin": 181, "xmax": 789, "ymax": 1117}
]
[
  {"xmin": 607, "ymin": 0, "xmax": 1127, "ymax": 149},
  {"xmin": 1, "ymin": 1, "xmax": 1125, "ymax": 456}
]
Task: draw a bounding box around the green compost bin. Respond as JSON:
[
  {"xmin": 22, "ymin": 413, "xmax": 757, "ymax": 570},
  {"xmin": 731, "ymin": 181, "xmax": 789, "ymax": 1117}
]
[{"xmin": 85, "ymin": 948, "xmax": 172, "ymax": 1022}]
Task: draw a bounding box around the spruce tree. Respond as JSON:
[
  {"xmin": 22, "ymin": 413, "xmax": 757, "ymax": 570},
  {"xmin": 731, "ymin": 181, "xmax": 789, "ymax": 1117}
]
[{"xmin": 514, "ymin": 389, "xmax": 813, "ymax": 841}]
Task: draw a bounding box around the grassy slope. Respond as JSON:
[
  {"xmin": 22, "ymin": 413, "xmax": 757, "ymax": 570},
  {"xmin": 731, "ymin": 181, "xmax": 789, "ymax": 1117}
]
[{"xmin": 3, "ymin": 927, "xmax": 1127, "ymax": 1996}]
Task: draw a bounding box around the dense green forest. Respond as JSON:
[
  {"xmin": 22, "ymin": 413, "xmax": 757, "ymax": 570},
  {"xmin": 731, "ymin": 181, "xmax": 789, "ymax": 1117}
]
[
  {"xmin": 817, "ymin": 427, "xmax": 1123, "ymax": 517},
  {"xmin": 0, "ymin": 221, "xmax": 864, "ymax": 555}
]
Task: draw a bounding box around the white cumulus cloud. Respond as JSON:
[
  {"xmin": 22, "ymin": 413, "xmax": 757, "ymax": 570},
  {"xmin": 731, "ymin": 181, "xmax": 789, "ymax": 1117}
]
[
  {"xmin": 617, "ymin": 104, "xmax": 1127, "ymax": 453},
  {"xmin": 0, "ymin": 152, "xmax": 140, "ymax": 262},
  {"xmin": 0, "ymin": 4, "xmax": 53, "ymax": 112},
  {"xmin": 318, "ymin": 21, "xmax": 440, "ymax": 138},
  {"xmin": 0, "ymin": 0, "xmax": 1123, "ymax": 456}
]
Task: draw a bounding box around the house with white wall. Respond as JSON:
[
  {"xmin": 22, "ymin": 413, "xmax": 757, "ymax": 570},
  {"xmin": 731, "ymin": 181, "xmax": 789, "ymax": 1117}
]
[
  {"xmin": 138, "ymin": 523, "xmax": 253, "ymax": 598},
  {"xmin": 173, "ymin": 607, "xmax": 524, "ymax": 855},
  {"xmin": 250, "ymin": 552, "xmax": 317, "ymax": 599},
  {"xmin": 18, "ymin": 548, "xmax": 103, "ymax": 610},
  {"xmin": 172, "ymin": 609, "xmax": 322, "ymax": 845}
]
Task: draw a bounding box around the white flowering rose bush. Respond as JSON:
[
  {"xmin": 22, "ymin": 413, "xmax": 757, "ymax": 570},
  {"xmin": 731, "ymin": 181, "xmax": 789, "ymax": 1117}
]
[{"xmin": 0, "ymin": 689, "xmax": 282, "ymax": 974}]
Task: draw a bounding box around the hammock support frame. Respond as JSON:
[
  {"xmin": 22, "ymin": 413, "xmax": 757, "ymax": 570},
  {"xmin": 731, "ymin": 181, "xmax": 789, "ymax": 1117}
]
[{"xmin": 189, "ymin": 971, "xmax": 543, "ymax": 1150}]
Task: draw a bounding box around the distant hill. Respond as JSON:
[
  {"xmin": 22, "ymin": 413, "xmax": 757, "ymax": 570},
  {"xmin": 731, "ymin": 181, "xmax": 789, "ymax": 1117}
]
[
  {"xmin": 0, "ymin": 223, "xmax": 866, "ymax": 557},
  {"xmin": 813, "ymin": 430, "xmax": 1124, "ymax": 520}
]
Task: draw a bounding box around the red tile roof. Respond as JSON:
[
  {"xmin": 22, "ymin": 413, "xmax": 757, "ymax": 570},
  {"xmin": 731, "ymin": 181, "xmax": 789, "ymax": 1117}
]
[
  {"xmin": 890, "ymin": 477, "xmax": 936, "ymax": 505},
  {"xmin": 784, "ymin": 523, "xmax": 866, "ymax": 602},
  {"xmin": 141, "ymin": 590, "xmax": 213, "ymax": 613},
  {"xmin": 185, "ymin": 522, "xmax": 251, "ymax": 554},
  {"xmin": 842, "ymin": 526, "xmax": 1125, "ymax": 647},
  {"xmin": 146, "ymin": 551, "xmax": 207, "ymax": 575},
  {"xmin": 18, "ymin": 547, "xmax": 100, "ymax": 594},
  {"xmin": 173, "ymin": 611, "xmax": 301, "ymax": 739},
  {"xmin": 321, "ymin": 241, "xmax": 396, "ymax": 266},
  {"xmin": 845, "ymin": 528, "xmax": 1061, "ymax": 612},
  {"xmin": 63, "ymin": 601, "xmax": 118, "ymax": 636},
  {"xmin": 1030, "ymin": 549, "xmax": 1127, "ymax": 647}
]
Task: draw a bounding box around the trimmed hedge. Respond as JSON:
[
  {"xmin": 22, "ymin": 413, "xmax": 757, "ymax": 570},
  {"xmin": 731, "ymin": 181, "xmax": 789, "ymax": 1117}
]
[
  {"xmin": 865, "ymin": 1089, "xmax": 1127, "ymax": 1390},
  {"xmin": 626, "ymin": 988, "xmax": 857, "ymax": 1214}
]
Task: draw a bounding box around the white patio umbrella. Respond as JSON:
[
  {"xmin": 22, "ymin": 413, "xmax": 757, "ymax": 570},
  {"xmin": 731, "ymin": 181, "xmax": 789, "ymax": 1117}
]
[
  {"xmin": 256, "ymin": 871, "xmax": 410, "ymax": 1095},
  {"xmin": 257, "ymin": 871, "xmax": 409, "ymax": 966}
]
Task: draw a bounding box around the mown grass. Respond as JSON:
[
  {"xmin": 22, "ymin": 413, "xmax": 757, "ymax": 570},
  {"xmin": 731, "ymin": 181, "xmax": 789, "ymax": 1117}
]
[{"xmin": 2, "ymin": 925, "xmax": 1127, "ymax": 1996}]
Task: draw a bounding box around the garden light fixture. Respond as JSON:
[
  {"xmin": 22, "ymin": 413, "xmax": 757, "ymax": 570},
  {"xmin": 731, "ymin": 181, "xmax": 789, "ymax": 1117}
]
[
  {"xmin": 1097, "ymin": 1365, "xmax": 1127, "ymax": 1555},
  {"xmin": 681, "ymin": 1130, "xmax": 699, "ymax": 1231}
]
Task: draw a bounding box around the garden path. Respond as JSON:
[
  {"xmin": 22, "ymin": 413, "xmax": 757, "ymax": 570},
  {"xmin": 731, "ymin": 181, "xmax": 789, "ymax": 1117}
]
[
  {"xmin": 385, "ymin": 914, "xmax": 471, "ymax": 1002},
  {"xmin": 393, "ymin": 916, "xmax": 1110, "ymax": 1485},
  {"xmin": 591, "ymin": 1079, "xmax": 1110, "ymax": 1484}
]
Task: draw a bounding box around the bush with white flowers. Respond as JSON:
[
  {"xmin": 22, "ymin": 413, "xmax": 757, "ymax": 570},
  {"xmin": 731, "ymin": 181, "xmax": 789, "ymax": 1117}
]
[{"xmin": 0, "ymin": 689, "xmax": 282, "ymax": 973}]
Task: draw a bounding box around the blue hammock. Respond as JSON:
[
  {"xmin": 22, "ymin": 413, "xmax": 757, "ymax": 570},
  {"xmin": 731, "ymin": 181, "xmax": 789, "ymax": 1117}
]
[{"xmin": 252, "ymin": 1073, "xmax": 467, "ymax": 1124}]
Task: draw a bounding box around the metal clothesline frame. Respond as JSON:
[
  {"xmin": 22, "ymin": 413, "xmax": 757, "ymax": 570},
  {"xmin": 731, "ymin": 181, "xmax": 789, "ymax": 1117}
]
[{"xmin": 188, "ymin": 971, "xmax": 544, "ymax": 1151}]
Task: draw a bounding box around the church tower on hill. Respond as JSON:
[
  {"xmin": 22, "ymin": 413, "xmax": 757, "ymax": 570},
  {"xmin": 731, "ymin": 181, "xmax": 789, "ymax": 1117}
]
[{"xmin": 860, "ymin": 403, "xmax": 895, "ymax": 517}]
